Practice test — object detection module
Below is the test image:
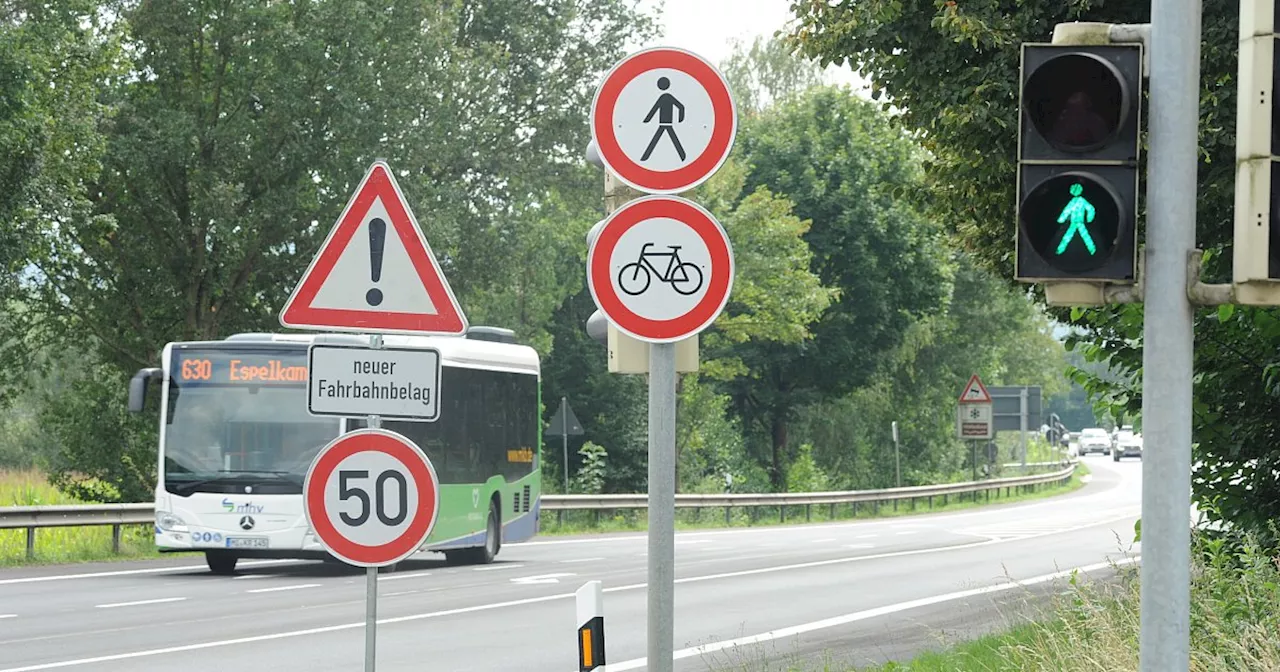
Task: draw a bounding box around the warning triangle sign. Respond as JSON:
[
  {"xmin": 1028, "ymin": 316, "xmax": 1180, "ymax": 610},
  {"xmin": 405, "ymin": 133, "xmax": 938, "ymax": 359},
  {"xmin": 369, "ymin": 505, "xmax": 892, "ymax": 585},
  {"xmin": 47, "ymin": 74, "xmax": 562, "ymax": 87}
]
[
  {"xmin": 279, "ymin": 161, "xmax": 468, "ymax": 335},
  {"xmin": 958, "ymin": 374, "xmax": 993, "ymax": 403}
]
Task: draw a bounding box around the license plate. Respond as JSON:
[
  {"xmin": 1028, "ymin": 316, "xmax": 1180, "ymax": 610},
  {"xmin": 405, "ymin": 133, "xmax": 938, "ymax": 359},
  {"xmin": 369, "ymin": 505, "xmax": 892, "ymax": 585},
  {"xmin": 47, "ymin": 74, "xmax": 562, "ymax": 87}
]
[{"xmin": 225, "ymin": 536, "xmax": 268, "ymax": 549}]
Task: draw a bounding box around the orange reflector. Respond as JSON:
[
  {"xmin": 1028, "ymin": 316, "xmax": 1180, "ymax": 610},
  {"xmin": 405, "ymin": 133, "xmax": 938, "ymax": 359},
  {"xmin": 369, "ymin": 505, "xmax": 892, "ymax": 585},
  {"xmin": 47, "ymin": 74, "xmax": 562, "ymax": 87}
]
[{"xmin": 581, "ymin": 628, "xmax": 593, "ymax": 667}]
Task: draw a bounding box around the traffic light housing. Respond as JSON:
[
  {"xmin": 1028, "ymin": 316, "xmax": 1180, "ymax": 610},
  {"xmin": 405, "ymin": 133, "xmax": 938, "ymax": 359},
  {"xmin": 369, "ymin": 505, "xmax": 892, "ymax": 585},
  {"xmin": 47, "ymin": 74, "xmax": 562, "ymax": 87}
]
[
  {"xmin": 1233, "ymin": 1, "xmax": 1280, "ymax": 304},
  {"xmin": 1016, "ymin": 43, "xmax": 1143, "ymax": 284}
]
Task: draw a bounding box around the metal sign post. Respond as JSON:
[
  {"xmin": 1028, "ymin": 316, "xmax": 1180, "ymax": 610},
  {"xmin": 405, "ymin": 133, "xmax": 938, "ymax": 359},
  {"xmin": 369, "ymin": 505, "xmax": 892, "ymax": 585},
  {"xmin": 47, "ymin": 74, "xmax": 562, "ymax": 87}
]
[
  {"xmin": 547, "ymin": 397, "xmax": 585, "ymax": 492},
  {"xmin": 300, "ymin": 416, "xmax": 439, "ymax": 672},
  {"xmin": 1140, "ymin": 1, "xmax": 1197, "ymax": 668},
  {"xmin": 648, "ymin": 341, "xmax": 677, "ymax": 666},
  {"xmin": 588, "ymin": 45, "xmax": 737, "ymax": 672},
  {"xmin": 891, "ymin": 421, "xmax": 901, "ymax": 488},
  {"xmin": 364, "ymin": 334, "xmax": 382, "ymax": 672},
  {"xmin": 283, "ymin": 159, "xmax": 455, "ymax": 672}
]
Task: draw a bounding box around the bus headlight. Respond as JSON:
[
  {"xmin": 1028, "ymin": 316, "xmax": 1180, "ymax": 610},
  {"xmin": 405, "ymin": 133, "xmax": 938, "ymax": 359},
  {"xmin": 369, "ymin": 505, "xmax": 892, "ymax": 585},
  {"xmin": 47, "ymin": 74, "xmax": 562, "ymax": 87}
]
[{"xmin": 156, "ymin": 511, "xmax": 188, "ymax": 532}]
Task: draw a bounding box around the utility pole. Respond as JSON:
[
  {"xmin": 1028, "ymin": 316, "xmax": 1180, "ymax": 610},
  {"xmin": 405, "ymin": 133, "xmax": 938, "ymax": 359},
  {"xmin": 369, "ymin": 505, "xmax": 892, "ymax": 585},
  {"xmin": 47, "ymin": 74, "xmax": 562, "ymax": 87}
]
[{"xmin": 1140, "ymin": 2, "xmax": 1198, "ymax": 669}]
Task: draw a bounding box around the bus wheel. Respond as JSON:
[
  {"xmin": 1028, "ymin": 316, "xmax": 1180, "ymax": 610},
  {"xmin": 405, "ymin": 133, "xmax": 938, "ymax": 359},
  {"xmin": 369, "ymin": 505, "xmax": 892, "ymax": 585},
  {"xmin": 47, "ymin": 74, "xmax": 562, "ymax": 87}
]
[
  {"xmin": 445, "ymin": 502, "xmax": 500, "ymax": 566},
  {"xmin": 481, "ymin": 502, "xmax": 501, "ymax": 562},
  {"xmin": 206, "ymin": 551, "xmax": 238, "ymax": 575}
]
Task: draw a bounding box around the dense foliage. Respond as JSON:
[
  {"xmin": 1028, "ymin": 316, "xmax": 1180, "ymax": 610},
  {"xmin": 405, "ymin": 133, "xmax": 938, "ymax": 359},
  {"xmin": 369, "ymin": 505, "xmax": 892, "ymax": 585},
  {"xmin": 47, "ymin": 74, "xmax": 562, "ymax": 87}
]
[
  {"xmin": 0, "ymin": 3, "xmax": 1077, "ymax": 501},
  {"xmin": 789, "ymin": 1, "xmax": 1274, "ymax": 539}
]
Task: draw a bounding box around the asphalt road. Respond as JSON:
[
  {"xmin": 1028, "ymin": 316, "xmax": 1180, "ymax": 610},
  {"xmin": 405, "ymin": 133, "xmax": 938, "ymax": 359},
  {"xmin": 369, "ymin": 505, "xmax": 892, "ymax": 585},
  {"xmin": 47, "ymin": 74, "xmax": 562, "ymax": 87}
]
[{"xmin": 0, "ymin": 456, "xmax": 1141, "ymax": 672}]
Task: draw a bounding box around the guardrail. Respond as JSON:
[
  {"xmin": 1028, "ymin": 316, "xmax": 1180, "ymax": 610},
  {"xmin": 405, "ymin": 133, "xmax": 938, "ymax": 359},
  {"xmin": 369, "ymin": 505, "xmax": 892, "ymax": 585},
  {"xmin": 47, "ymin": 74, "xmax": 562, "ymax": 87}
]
[{"xmin": 1, "ymin": 463, "xmax": 1075, "ymax": 560}]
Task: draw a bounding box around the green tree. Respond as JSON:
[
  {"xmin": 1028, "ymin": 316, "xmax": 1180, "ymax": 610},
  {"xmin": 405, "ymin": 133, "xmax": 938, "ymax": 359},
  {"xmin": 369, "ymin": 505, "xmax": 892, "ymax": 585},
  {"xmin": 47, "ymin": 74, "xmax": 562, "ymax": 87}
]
[
  {"xmin": 13, "ymin": 0, "xmax": 657, "ymax": 499},
  {"xmin": 726, "ymin": 85, "xmax": 951, "ymax": 489},
  {"xmin": 720, "ymin": 34, "xmax": 826, "ymax": 115},
  {"xmin": 793, "ymin": 253, "xmax": 1067, "ymax": 489},
  {"xmin": 789, "ymin": 2, "xmax": 1280, "ymax": 541}
]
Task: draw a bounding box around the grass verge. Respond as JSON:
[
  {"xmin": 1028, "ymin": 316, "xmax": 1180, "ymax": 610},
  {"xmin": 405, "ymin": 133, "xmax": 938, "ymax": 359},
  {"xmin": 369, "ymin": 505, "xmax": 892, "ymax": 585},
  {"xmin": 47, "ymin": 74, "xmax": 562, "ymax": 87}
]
[
  {"xmin": 852, "ymin": 529, "xmax": 1280, "ymax": 672},
  {"xmin": 0, "ymin": 470, "xmax": 159, "ymax": 567},
  {"xmin": 538, "ymin": 462, "xmax": 1089, "ymax": 536}
]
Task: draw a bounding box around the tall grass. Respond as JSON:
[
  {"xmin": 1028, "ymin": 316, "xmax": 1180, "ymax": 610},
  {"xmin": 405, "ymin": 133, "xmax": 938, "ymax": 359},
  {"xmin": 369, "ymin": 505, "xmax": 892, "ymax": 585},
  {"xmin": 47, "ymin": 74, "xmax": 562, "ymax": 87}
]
[
  {"xmin": 860, "ymin": 530, "xmax": 1280, "ymax": 671},
  {"xmin": 0, "ymin": 470, "xmax": 156, "ymax": 566}
]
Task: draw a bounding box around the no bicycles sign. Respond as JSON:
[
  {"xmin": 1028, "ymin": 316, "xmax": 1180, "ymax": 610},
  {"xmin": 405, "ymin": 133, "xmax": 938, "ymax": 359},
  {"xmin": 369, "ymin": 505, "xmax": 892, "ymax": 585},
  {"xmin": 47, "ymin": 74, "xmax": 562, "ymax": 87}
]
[{"xmin": 587, "ymin": 195, "xmax": 734, "ymax": 343}]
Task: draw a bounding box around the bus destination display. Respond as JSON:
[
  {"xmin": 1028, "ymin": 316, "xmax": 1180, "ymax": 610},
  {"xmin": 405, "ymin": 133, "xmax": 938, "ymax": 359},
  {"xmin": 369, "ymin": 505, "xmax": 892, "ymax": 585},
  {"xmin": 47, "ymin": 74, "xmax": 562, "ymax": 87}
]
[{"xmin": 173, "ymin": 350, "xmax": 308, "ymax": 386}]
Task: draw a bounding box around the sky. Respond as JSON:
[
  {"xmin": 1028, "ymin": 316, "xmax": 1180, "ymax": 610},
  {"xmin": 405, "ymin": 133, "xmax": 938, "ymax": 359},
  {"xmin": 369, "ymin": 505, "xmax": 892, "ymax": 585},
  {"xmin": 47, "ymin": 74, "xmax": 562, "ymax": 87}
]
[{"xmin": 635, "ymin": 0, "xmax": 870, "ymax": 93}]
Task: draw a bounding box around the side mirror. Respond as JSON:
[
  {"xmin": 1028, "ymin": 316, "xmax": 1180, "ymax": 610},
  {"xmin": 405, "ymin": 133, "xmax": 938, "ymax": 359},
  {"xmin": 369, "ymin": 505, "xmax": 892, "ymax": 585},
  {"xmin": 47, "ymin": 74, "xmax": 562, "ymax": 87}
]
[{"xmin": 128, "ymin": 368, "xmax": 163, "ymax": 413}]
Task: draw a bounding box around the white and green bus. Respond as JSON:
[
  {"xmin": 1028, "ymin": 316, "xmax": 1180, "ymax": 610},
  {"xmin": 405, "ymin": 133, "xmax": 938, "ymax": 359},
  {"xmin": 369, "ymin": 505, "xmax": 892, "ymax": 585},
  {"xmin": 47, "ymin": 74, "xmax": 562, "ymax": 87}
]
[{"xmin": 127, "ymin": 327, "xmax": 542, "ymax": 574}]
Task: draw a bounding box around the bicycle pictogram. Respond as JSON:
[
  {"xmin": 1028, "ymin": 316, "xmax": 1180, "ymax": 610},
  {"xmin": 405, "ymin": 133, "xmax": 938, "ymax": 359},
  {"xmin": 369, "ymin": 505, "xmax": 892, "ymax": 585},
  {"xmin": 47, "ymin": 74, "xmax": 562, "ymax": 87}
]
[{"xmin": 617, "ymin": 242, "xmax": 704, "ymax": 296}]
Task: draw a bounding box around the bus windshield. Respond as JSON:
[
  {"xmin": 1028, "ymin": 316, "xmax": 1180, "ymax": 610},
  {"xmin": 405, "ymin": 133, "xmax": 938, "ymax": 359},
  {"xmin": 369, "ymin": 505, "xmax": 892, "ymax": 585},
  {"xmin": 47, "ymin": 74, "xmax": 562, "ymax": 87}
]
[{"xmin": 163, "ymin": 346, "xmax": 339, "ymax": 495}]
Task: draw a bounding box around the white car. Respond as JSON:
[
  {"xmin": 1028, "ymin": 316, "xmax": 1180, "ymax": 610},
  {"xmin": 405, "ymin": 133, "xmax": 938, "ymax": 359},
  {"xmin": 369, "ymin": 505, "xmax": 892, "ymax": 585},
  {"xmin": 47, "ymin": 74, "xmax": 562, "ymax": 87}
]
[
  {"xmin": 1113, "ymin": 430, "xmax": 1143, "ymax": 461},
  {"xmin": 1078, "ymin": 427, "xmax": 1112, "ymax": 455}
]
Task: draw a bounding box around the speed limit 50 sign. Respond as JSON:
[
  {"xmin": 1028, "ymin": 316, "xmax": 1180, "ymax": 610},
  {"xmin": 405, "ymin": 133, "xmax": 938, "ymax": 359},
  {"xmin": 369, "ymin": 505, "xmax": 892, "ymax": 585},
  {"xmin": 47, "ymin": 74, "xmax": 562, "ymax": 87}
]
[{"xmin": 303, "ymin": 428, "xmax": 440, "ymax": 567}]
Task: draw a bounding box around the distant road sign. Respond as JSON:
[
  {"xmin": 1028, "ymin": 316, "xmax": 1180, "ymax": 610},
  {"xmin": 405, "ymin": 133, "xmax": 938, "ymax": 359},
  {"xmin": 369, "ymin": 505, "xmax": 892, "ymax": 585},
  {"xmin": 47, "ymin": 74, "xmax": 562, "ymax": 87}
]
[
  {"xmin": 957, "ymin": 402, "xmax": 994, "ymax": 440},
  {"xmin": 590, "ymin": 46, "xmax": 737, "ymax": 194},
  {"xmin": 303, "ymin": 429, "xmax": 440, "ymax": 567},
  {"xmin": 307, "ymin": 345, "xmax": 441, "ymax": 421},
  {"xmin": 279, "ymin": 161, "xmax": 467, "ymax": 336},
  {"xmin": 547, "ymin": 397, "xmax": 584, "ymax": 437},
  {"xmin": 587, "ymin": 195, "xmax": 734, "ymax": 343},
  {"xmin": 958, "ymin": 374, "xmax": 993, "ymax": 403},
  {"xmin": 988, "ymin": 385, "xmax": 1042, "ymax": 431}
]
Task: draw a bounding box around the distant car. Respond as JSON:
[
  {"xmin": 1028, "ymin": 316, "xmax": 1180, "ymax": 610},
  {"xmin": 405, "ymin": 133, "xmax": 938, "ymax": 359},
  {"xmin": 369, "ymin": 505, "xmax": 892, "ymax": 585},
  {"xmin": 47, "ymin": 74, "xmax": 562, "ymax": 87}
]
[
  {"xmin": 1078, "ymin": 427, "xmax": 1111, "ymax": 455},
  {"xmin": 1113, "ymin": 430, "xmax": 1143, "ymax": 461}
]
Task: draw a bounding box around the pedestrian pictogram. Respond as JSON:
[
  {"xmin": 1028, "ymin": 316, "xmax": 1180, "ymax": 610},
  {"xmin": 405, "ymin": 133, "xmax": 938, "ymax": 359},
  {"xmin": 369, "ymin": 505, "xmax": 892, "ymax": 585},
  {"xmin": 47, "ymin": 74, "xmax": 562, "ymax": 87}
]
[
  {"xmin": 641, "ymin": 77, "xmax": 687, "ymax": 162},
  {"xmin": 279, "ymin": 160, "xmax": 468, "ymax": 336},
  {"xmin": 587, "ymin": 195, "xmax": 733, "ymax": 343},
  {"xmin": 303, "ymin": 428, "xmax": 440, "ymax": 567},
  {"xmin": 590, "ymin": 47, "xmax": 737, "ymax": 194},
  {"xmin": 1055, "ymin": 183, "xmax": 1097, "ymax": 255}
]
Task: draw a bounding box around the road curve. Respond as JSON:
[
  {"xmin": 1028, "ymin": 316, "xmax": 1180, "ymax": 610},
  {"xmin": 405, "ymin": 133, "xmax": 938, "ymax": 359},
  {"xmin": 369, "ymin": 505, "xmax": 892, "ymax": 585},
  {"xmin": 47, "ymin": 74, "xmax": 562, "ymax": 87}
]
[{"xmin": 0, "ymin": 457, "xmax": 1141, "ymax": 671}]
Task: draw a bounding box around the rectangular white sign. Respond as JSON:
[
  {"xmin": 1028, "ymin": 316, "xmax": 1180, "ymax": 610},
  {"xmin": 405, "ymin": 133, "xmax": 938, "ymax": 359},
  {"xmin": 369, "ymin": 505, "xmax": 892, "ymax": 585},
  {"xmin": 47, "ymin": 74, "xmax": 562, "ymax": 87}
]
[
  {"xmin": 956, "ymin": 402, "xmax": 994, "ymax": 440},
  {"xmin": 307, "ymin": 345, "xmax": 441, "ymax": 421}
]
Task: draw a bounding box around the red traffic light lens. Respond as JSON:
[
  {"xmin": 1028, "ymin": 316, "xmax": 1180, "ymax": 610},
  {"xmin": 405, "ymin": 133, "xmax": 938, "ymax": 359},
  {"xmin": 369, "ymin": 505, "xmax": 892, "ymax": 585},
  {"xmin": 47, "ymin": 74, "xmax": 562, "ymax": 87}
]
[{"xmin": 1024, "ymin": 53, "xmax": 1130, "ymax": 153}]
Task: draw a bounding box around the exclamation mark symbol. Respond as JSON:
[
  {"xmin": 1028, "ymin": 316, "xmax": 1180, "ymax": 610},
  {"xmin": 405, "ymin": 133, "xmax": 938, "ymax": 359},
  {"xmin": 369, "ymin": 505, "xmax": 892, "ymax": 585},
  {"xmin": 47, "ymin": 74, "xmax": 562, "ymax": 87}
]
[{"xmin": 365, "ymin": 217, "xmax": 386, "ymax": 306}]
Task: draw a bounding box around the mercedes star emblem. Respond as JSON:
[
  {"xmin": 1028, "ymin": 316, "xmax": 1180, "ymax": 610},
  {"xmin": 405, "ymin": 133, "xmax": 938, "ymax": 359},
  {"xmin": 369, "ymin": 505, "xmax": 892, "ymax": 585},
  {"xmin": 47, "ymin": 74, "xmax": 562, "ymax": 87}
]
[{"xmin": 239, "ymin": 516, "xmax": 255, "ymax": 531}]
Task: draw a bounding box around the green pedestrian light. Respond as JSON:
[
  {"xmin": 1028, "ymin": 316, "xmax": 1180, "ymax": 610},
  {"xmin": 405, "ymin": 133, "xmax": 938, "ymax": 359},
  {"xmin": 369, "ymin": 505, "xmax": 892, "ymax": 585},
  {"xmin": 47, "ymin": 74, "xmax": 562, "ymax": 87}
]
[
  {"xmin": 1020, "ymin": 172, "xmax": 1122, "ymax": 274},
  {"xmin": 1055, "ymin": 183, "xmax": 1097, "ymax": 256},
  {"xmin": 1015, "ymin": 42, "xmax": 1140, "ymax": 283}
]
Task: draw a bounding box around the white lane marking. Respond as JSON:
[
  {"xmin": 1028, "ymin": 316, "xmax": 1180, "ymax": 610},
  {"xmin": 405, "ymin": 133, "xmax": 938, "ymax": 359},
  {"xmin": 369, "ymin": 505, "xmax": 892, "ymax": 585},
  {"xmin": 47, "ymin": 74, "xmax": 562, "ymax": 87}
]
[
  {"xmin": 0, "ymin": 614, "xmax": 16, "ymax": 619},
  {"xmin": 0, "ymin": 559, "xmax": 303, "ymax": 586},
  {"xmin": 855, "ymin": 534, "xmax": 877, "ymax": 539},
  {"xmin": 472, "ymin": 564, "xmax": 524, "ymax": 572},
  {"xmin": 602, "ymin": 556, "xmax": 1142, "ymax": 671},
  {"xmin": 558, "ymin": 557, "xmax": 604, "ymax": 564},
  {"xmin": 0, "ymin": 514, "xmax": 1140, "ymax": 672},
  {"xmin": 810, "ymin": 538, "xmax": 835, "ymax": 543},
  {"xmin": 844, "ymin": 544, "xmax": 874, "ymax": 550},
  {"xmin": 246, "ymin": 584, "xmax": 320, "ymax": 594},
  {"xmin": 94, "ymin": 597, "xmax": 187, "ymax": 609},
  {"xmin": 896, "ymin": 531, "xmax": 917, "ymax": 536},
  {"xmin": 675, "ymin": 539, "xmax": 711, "ymax": 545},
  {"xmin": 599, "ymin": 512, "xmax": 1140, "ymax": 593},
  {"xmin": 377, "ymin": 572, "xmax": 432, "ymax": 582},
  {"xmin": 510, "ymin": 573, "xmax": 575, "ymax": 585},
  {"xmin": 231, "ymin": 575, "xmax": 267, "ymax": 580}
]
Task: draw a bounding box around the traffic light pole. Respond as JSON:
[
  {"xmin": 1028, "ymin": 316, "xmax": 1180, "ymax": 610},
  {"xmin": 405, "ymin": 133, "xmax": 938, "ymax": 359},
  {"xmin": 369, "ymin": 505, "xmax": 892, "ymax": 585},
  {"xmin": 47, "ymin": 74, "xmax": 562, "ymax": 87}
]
[{"xmin": 1139, "ymin": 1, "xmax": 1198, "ymax": 670}]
